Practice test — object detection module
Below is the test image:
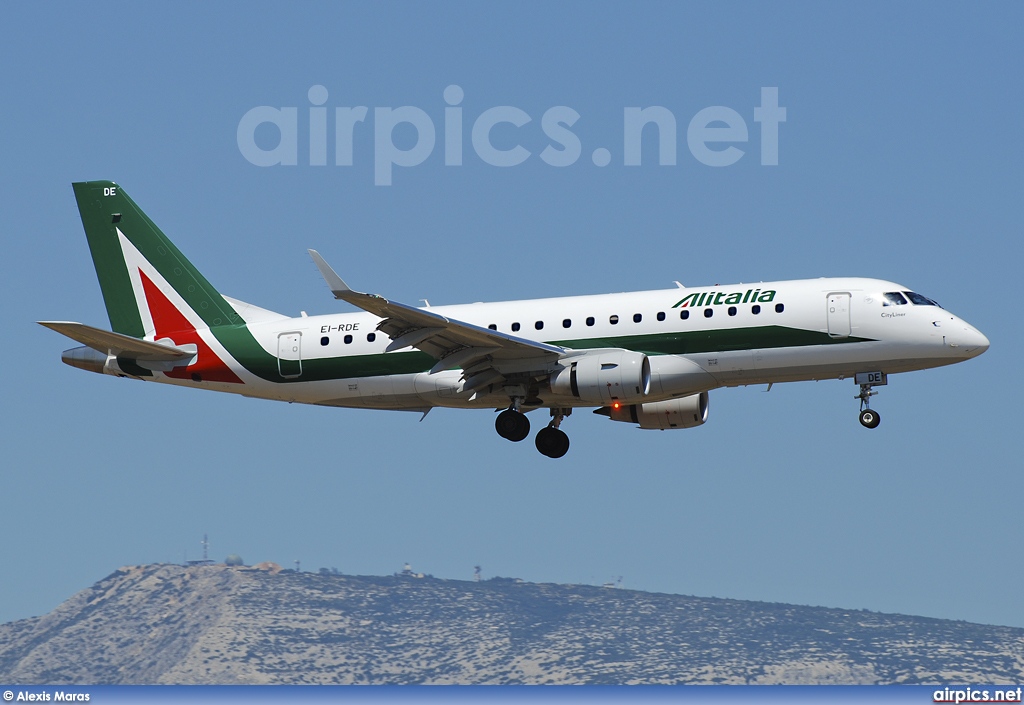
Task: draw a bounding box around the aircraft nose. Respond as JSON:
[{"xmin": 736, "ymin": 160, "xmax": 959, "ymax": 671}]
[
  {"xmin": 948, "ymin": 322, "xmax": 989, "ymax": 358},
  {"xmin": 963, "ymin": 326, "xmax": 990, "ymax": 356}
]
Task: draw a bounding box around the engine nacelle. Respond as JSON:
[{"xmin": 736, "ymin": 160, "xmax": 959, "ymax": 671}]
[
  {"xmin": 648, "ymin": 355, "xmax": 717, "ymax": 398},
  {"xmin": 598, "ymin": 392, "xmax": 709, "ymax": 430},
  {"xmin": 550, "ymin": 350, "xmax": 651, "ymax": 404}
]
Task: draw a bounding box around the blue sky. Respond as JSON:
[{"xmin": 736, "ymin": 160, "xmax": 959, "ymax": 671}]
[{"xmin": 2, "ymin": 2, "xmax": 1022, "ymax": 630}]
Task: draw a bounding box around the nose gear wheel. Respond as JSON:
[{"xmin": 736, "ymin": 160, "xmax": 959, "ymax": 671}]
[{"xmin": 856, "ymin": 383, "xmax": 881, "ymax": 429}]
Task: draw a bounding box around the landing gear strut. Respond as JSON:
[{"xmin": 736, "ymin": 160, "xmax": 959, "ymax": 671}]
[
  {"xmin": 535, "ymin": 409, "xmax": 571, "ymax": 458},
  {"xmin": 857, "ymin": 383, "xmax": 881, "ymax": 429}
]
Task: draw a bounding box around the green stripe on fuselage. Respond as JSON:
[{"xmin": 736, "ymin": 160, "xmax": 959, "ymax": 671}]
[{"xmin": 211, "ymin": 325, "xmax": 435, "ymax": 382}]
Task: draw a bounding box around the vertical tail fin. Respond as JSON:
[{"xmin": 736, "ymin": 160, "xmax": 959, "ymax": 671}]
[{"xmin": 72, "ymin": 181, "xmax": 241, "ymax": 337}]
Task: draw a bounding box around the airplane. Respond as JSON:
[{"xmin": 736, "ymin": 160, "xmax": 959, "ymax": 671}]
[{"xmin": 40, "ymin": 181, "xmax": 990, "ymax": 458}]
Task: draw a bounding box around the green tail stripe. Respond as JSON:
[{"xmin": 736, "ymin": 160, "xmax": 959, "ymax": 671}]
[
  {"xmin": 72, "ymin": 181, "xmax": 241, "ymax": 336},
  {"xmin": 73, "ymin": 182, "xmax": 145, "ymax": 337}
]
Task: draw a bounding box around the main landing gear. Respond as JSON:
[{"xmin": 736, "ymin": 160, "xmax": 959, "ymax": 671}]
[
  {"xmin": 495, "ymin": 407, "xmax": 531, "ymax": 442},
  {"xmin": 535, "ymin": 409, "xmax": 571, "ymax": 459},
  {"xmin": 857, "ymin": 383, "xmax": 881, "ymax": 429},
  {"xmin": 495, "ymin": 402, "xmax": 572, "ymax": 458}
]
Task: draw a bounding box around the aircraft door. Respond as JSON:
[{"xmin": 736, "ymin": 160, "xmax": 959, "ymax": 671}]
[
  {"xmin": 827, "ymin": 293, "xmax": 851, "ymax": 339},
  {"xmin": 277, "ymin": 332, "xmax": 302, "ymax": 378}
]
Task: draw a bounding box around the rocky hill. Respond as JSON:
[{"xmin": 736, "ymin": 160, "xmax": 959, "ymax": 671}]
[{"xmin": 1, "ymin": 564, "xmax": 1022, "ymax": 684}]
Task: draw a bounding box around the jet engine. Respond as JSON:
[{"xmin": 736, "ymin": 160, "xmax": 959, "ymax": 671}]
[
  {"xmin": 549, "ymin": 350, "xmax": 651, "ymax": 404},
  {"xmin": 595, "ymin": 392, "xmax": 709, "ymax": 430}
]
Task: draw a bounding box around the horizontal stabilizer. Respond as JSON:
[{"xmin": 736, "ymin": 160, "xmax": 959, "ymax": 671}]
[{"xmin": 38, "ymin": 321, "xmax": 196, "ymax": 361}]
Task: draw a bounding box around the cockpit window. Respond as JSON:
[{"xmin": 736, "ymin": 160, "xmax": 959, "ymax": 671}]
[
  {"xmin": 883, "ymin": 292, "xmax": 908, "ymax": 306},
  {"xmin": 903, "ymin": 291, "xmax": 942, "ymax": 307}
]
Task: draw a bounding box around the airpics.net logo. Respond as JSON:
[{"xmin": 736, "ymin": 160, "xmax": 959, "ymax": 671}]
[{"xmin": 237, "ymin": 85, "xmax": 786, "ymax": 186}]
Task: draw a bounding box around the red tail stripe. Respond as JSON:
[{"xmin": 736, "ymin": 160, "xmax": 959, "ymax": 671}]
[{"xmin": 139, "ymin": 270, "xmax": 243, "ymax": 384}]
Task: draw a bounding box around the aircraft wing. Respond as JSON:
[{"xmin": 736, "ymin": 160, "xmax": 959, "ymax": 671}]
[
  {"xmin": 37, "ymin": 321, "xmax": 196, "ymax": 362},
  {"xmin": 308, "ymin": 250, "xmax": 564, "ymax": 391}
]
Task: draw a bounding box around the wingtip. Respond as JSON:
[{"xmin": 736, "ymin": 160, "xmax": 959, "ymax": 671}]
[{"xmin": 307, "ymin": 249, "xmax": 352, "ymax": 295}]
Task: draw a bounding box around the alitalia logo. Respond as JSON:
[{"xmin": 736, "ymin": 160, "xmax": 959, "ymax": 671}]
[{"xmin": 673, "ymin": 288, "xmax": 777, "ymax": 308}]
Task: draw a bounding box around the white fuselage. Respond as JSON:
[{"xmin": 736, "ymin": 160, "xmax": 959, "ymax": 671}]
[{"xmin": 145, "ymin": 277, "xmax": 987, "ymax": 414}]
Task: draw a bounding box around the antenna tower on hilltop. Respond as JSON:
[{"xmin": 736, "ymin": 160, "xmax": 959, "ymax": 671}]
[{"xmin": 185, "ymin": 533, "xmax": 214, "ymax": 566}]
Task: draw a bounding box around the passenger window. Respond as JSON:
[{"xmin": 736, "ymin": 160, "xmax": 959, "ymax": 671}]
[
  {"xmin": 586, "ymin": 317, "xmax": 595, "ymax": 326},
  {"xmin": 656, "ymin": 311, "xmax": 666, "ymax": 321},
  {"xmin": 704, "ymin": 308, "xmax": 713, "ymax": 318},
  {"xmin": 511, "ymin": 322, "xmax": 521, "ymax": 332},
  {"xmin": 344, "ymin": 334, "xmax": 353, "ymax": 344},
  {"xmin": 633, "ymin": 313, "xmax": 642, "ymax": 323},
  {"xmin": 751, "ymin": 305, "xmax": 761, "ymax": 314},
  {"xmin": 488, "ymin": 324, "xmax": 497, "ymax": 330},
  {"xmin": 535, "ymin": 321, "xmax": 544, "ymax": 330},
  {"xmin": 883, "ymin": 292, "xmax": 908, "ymax": 306},
  {"xmin": 775, "ymin": 303, "xmax": 785, "ymax": 313},
  {"xmin": 562, "ymin": 318, "xmax": 571, "ymax": 328},
  {"xmin": 367, "ymin": 333, "xmax": 376, "ymax": 342},
  {"xmin": 728, "ymin": 306, "xmax": 737, "ymax": 316},
  {"xmin": 609, "ymin": 315, "xmax": 619, "ymax": 325},
  {"xmin": 680, "ymin": 310, "xmax": 690, "ymax": 320},
  {"xmin": 320, "ymin": 336, "xmax": 329, "ymax": 346}
]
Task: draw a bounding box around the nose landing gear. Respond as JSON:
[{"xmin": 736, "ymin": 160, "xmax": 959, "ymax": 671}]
[
  {"xmin": 853, "ymin": 372, "xmax": 886, "ymax": 429},
  {"xmin": 857, "ymin": 383, "xmax": 881, "ymax": 429}
]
